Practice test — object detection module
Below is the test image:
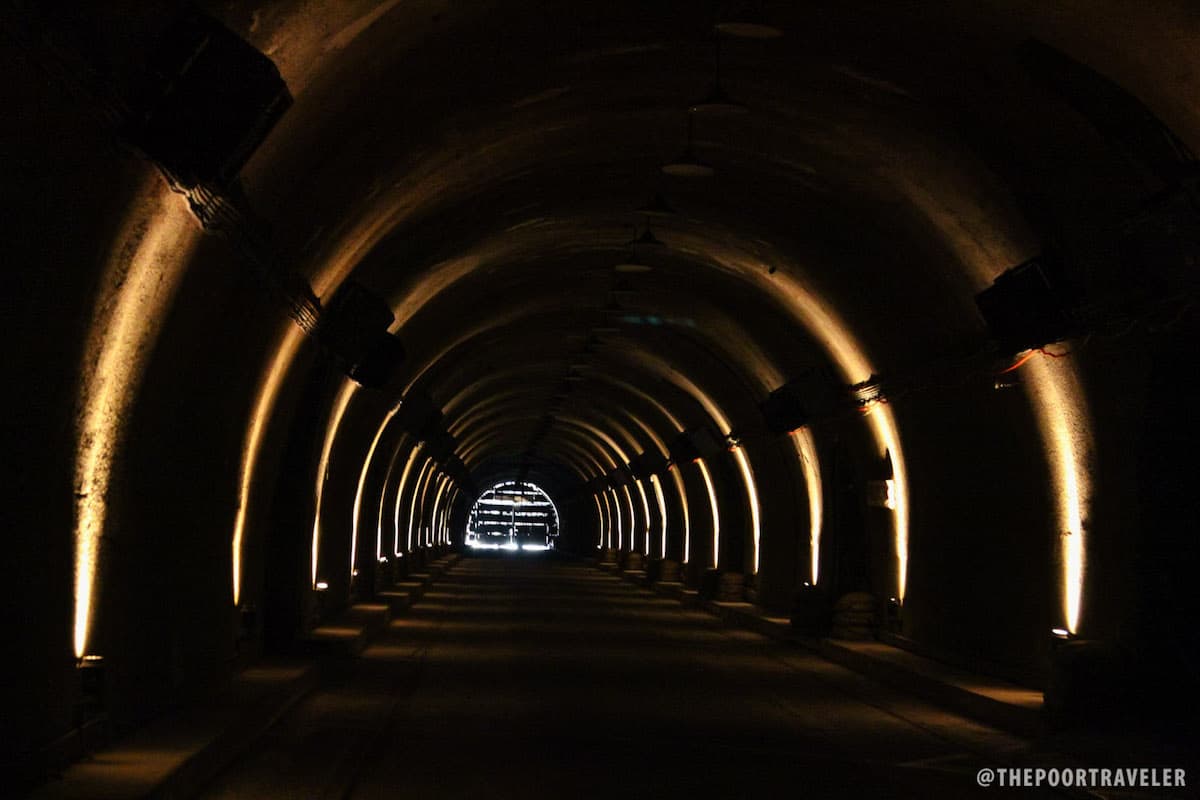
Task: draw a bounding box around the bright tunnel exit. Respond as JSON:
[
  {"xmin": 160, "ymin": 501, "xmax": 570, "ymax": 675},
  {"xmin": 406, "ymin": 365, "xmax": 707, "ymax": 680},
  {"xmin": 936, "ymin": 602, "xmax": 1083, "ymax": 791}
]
[{"xmin": 465, "ymin": 481, "xmax": 560, "ymax": 552}]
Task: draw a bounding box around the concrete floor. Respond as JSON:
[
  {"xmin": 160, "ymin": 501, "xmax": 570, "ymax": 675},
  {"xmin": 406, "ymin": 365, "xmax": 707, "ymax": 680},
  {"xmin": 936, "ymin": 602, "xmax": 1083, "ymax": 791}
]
[{"xmin": 199, "ymin": 555, "xmax": 1061, "ymax": 799}]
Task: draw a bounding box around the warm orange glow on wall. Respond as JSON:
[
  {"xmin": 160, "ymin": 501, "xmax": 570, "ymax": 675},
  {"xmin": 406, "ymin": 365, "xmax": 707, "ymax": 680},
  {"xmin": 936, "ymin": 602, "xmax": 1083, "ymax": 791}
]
[
  {"xmin": 731, "ymin": 448, "xmax": 762, "ymax": 574},
  {"xmin": 593, "ymin": 493, "xmax": 606, "ymax": 548},
  {"xmin": 671, "ymin": 468, "xmax": 690, "ymax": 564},
  {"xmin": 867, "ymin": 407, "xmax": 910, "ymax": 601},
  {"xmin": 622, "ymin": 350, "xmax": 759, "ymax": 573},
  {"xmin": 791, "ymin": 428, "xmax": 823, "ymax": 585},
  {"xmin": 610, "ymin": 487, "xmax": 624, "ymax": 550},
  {"xmin": 650, "ymin": 474, "xmax": 668, "ymax": 558},
  {"xmin": 696, "ymin": 460, "xmax": 720, "ymax": 569},
  {"xmin": 634, "ymin": 479, "xmax": 652, "ymax": 556},
  {"xmin": 233, "ymin": 325, "xmax": 304, "ymax": 607},
  {"xmin": 408, "ymin": 459, "xmax": 434, "ymax": 550},
  {"xmin": 429, "ymin": 475, "xmax": 450, "ymax": 546},
  {"xmin": 620, "ymin": 484, "xmax": 637, "ymax": 553},
  {"xmin": 311, "ymin": 381, "xmax": 358, "ymax": 587},
  {"xmin": 352, "ymin": 404, "xmax": 401, "ymax": 571},
  {"xmin": 602, "ymin": 489, "xmax": 615, "ymax": 549},
  {"xmin": 392, "ymin": 443, "xmax": 422, "ymax": 554},
  {"xmin": 769, "ymin": 272, "xmax": 911, "ymax": 602},
  {"xmin": 376, "ymin": 437, "xmax": 407, "ymax": 558},
  {"xmin": 75, "ymin": 182, "xmax": 201, "ymax": 657},
  {"xmin": 1027, "ymin": 354, "xmax": 1091, "ymax": 633}
]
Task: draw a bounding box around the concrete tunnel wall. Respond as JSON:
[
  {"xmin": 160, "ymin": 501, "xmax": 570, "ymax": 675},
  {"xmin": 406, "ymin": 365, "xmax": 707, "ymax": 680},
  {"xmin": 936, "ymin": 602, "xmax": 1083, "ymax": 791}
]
[{"xmin": 4, "ymin": 0, "xmax": 1200, "ymax": 770}]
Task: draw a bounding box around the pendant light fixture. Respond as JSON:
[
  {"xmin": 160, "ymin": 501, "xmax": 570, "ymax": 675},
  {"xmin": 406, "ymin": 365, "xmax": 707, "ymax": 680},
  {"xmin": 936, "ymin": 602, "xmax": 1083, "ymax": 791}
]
[
  {"xmin": 662, "ymin": 113, "xmax": 716, "ymax": 177},
  {"xmin": 635, "ymin": 192, "xmax": 678, "ymax": 217},
  {"xmin": 714, "ymin": 2, "xmax": 784, "ymax": 39},
  {"xmin": 690, "ymin": 37, "xmax": 749, "ymax": 115}
]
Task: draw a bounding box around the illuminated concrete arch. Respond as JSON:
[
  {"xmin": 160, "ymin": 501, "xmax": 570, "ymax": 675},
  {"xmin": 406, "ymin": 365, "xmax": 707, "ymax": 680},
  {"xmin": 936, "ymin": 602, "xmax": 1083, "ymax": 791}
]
[{"xmin": 43, "ymin": 5, "xmax": 1198, "ymax": 756}]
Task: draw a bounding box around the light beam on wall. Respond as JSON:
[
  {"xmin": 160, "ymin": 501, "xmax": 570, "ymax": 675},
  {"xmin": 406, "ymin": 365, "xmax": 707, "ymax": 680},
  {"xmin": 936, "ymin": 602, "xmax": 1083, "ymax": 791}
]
[
  {"xmin": 610, "ymin": 487, "xmax": 624, "ymax": 550},
  {"xmin": 865, "ymin": 406, "xmax": 910, "ymax": 602},
  {"xmin": 771, "ymin": 272, "xmax": 910, "ymax": 603},
  {"xmin": 392, "ymin": 443, "xmax": 422, "ymax": 554},
  {"xmin": 671, "ymin": 468, "xmax": 690, "ymax": 564},
  {"xmin": 352, "ymin": 404, "xmax": 400, "ymax": 572},
  {"xmin": 75, "ymin": 184, "xmax": 200, "ymax": 657},
  {"xmin": 377, "ymin": 436, "xmax": 407, "ymax": 558},
  {"xmin": 593, "ymin": 494, "xmax": 605, "ymax": 548},
  {"xmin": 601, "ymin": 489, "xmax": 615, "ymax": 548},
  {"xmin": 1027, "ymin": 355, "xmax": 1091, "ymax": 633},
  {"xmin": 634, "ymin": 479, "xmax": 652, "ymax": 556},
  {"xmin": 429, "ymin": 475, "xmax": 450, "ymax": 547},
  {"xmin": 730, "ymin": 447, "xmax": 762, "ymax": 574},
  {"xmin": 791, "ymin": 428, "xmax": 823, "ymax": 585},
  {"xmin": 233, "ymin": 327, "xmax": 304, "ymax": 607},
  {"xmin": 650, "ymin": 474, "xmax": 668, "ymax": 558},
  {"xmin": 311, "ymin": 381, "xmax": 358, "ymax": 588},
  {"xmin": 407, "ymin": 458, "xmax": 433, "ymax": 551},
  {"xmin": 620, "ymin": 484, "xmax": 637, "ymax": 553},
  {"xmin": 696, "ymin": 459, "xmax": 720, "ymax": 569}
]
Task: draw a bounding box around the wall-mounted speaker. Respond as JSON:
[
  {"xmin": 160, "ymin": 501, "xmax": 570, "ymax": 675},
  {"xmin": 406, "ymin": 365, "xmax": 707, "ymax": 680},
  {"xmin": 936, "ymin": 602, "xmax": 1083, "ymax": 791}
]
[
  {"xmin": 608, "ymin": 467, "xmax": 633, "ymax": 487},
  {"xmin": 126, "ymin": 8, "xmax": 291, "ymax": 187},
  {"xmin": 975, "ymin": 254, "xmax": 1078, "ymax": 354},
  {"xmin": 668, "ymin": 427, "xmax": 723, "ymax": 465},
  {"xmin": 628, "ymin": 450, "xmax": 668, "ymax": 480},
  {"xmin": 426, "ymin": 431, "xmax": 457, "ymax": 464},
  {"xmin": 320, "ymin": 281, "xmax": 403, "ymax": 388},
  {"xmin": 760, "ymin": 382, "xmax": 808, "ymax": 434}
]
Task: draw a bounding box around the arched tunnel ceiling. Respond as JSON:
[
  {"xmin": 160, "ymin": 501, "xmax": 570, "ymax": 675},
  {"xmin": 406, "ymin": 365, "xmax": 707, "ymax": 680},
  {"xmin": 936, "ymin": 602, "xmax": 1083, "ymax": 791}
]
[
  {"xmin": 15, "ymin": 1, "xmax": 1200, "ymax": 775},
  {"xmin": 49, "ymin": 0, "xmax": 1200, "ymax": 538}
]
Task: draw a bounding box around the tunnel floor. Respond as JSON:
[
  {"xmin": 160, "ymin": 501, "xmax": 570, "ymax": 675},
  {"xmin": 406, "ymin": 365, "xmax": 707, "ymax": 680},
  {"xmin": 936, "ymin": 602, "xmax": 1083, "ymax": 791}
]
[{"xmin": 199, "ymin": 555, "xmax": 1055, "ymax": 799}]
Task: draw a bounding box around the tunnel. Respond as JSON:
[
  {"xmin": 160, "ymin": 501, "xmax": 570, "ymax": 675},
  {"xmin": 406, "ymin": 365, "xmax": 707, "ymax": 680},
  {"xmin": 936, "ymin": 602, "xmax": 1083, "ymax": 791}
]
[{"xmin": 5, "ymin": 1, "xmax": 1200, "ymax": 797}]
